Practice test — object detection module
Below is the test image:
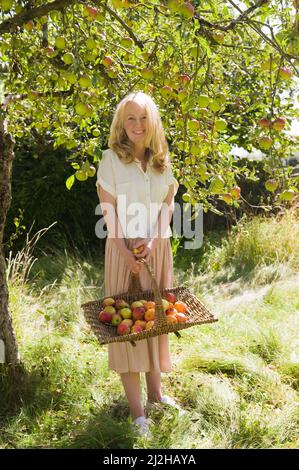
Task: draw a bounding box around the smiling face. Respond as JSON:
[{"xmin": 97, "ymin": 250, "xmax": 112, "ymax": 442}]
[{"xmin": 123, "ymin": 101, "xmax": 148, "ymax": 147}]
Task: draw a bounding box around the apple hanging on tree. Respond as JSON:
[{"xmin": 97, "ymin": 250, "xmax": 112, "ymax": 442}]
[
  {"xmin": 279, "ymin": 189, "xmax": 296, "ymax": 201},
  {"xmin": 265, "ymin": 179, "xmax": 279, "ymax": 192},
  {"xmin": 42, "ymin": 46, "xmax": 55, "ymax": 56},
  {"xmin": 75, "ymin": 170, "xmax": 88, "ymax": 181},
  {"xmin": 278, "ymin": 67, "xmax": 292, "ymax": 80},
  {"xmin": 178, "ymin": 73, "xmax": 191, "ymax": 85},
  {"xmin": 79, "ymin": 75, "xmax": 92, "ymax": 88},
  {"xmin": 84, "ymin": 5, "xmax": 98, "ymax": 20},
  {"xmin": 55, "ymin": 36, "xmax": 66, "ymax": 49},
  {"xmin": 221, "ymin": 193, "xmax": 234, "ymax": 204},
  {"xmin": 230, "ymin": 186, "xmax": 241, "ymax": 200},
  {"xmin": 140, "ymin": 68, "xmax": 154, "ymax": 80},
  {"xmin": 120, "ymin": 37, "xmax": 134, "ymax": 48},
  {"xmin": 160, "ymin": 85, "xmax": 174, "ymax": 98},
  {"xmin": 272, "ymin": 117, "xmax": 286, "ymax": 131},
  {"xmin": 259, "ymin": 135, "xmax": 273, "ymax": 150},
  {"xmin": 102, "ymin": 56, "xmax": 114, "ymax": 67},
  {"xmin": 258, "ymin": 118, "xmax": 271, "ymax": 128},
  {"xmin": 24, "ymin": 20, "xmax": 34, "ymax": 32},
  {"xmin": 86, "ymin": 38, "xmax": 97, "ymax": 50},
  {"xmin": 212, "ymin": 31, "xmax": 225, "ymax": 44},
  {"xmin": 62, "ymin": 52, "xmax": 75, "ymax": 65},
  {"xmin": 214, "ymin": 118, "xmax": 227, "ymax": 132},
  {"xmin": 178, "ymin": 1, "xmax": 195, "ymax": 18},
  {"xmin": 198, "ymin": 94, "xmax": 210, "ymax": 108}
]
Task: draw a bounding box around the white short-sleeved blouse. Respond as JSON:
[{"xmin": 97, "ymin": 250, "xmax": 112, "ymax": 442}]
[{"xmin": 96, "ymin": 149, "xmax": 179, "ymax": 239}]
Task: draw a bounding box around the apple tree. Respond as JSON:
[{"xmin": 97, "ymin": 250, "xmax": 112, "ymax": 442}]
[{"xmin": 0, "ymin": 0, "xmax": 298, "ymax": 366}]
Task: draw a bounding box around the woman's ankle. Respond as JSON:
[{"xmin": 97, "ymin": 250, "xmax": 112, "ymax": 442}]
[
  {"xmin": 132, "ymin": 410, "xmax": 145, "ymax": 421},
  {"xmin": 147, "ymin": 392, "xmax": 163, "ymax": 403}
]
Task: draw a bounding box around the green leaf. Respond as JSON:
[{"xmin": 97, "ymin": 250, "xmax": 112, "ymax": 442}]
[
  {"xmin": 66, "ymin": 174, "xmax": 75, "ymax": 191},
  {"xmin": 71, "ymin": 162, "xmax": 80, "ymax": 170}
]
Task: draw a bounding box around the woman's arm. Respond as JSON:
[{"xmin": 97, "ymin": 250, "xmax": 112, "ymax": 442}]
[
  {"xmin": 97, "ymin": 185, "xmax": 143, "ymax": 274},
  {"xmin": 97, "ymin": 184, "xmax": 129, "ymax": 257}
]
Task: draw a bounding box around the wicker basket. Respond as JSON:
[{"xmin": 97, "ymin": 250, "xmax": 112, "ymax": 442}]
[{"xmin": 81, "ymin": 258, "xmax": 217, "ymax": 347}]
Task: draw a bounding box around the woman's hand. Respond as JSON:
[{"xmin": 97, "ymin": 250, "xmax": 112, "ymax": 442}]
[
  {"xmin": 132, "ymin": 238, "xmax": 157, "ymax": 262},
  {"xmin": 123, "ymin": 249, "xmax": 143, "ymax": 274}
]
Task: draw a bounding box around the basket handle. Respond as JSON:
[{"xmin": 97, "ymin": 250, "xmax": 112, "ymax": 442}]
[
  {"xmin": 135, "ymin": 258, "xmax": 168, "ymax": 328},
  {"xmin": 128, "ymin": 271, "xmax": 142, "ymax": 293}
]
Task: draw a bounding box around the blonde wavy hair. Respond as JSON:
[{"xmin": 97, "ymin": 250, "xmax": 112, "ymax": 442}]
[{"xmin": 108, "ymin": 91, "xmax": 169, "ymax": 173}]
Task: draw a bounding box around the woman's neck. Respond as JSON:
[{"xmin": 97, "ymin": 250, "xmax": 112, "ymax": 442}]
[{"xmin": 133, "ymin": 146, "xmax": 148, "ymax": 162}]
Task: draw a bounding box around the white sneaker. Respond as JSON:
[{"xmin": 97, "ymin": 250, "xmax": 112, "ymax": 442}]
[
  {"xmin": 147, "ymin": 395, "xmax": 186, "ymax": 416},
  {"xmin": 132, "ymin": 416, "xmax": 153, "ymax": 439}
]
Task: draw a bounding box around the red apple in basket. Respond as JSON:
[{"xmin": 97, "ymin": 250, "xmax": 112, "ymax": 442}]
[
  {"xmin": 176, "ymin": 312, "xmax": 188, "ymax": 323},
  {"xmin": 131, "ymin": 324, "xmax": 144, "ymax": 334},
  {"xmin": 117, "ymin": 321, "xmax": 131, "ymax": 336},
  {"xmin": 134, "ymin": 320, "xmax": 147, "ymax": 330},
  {"xmin": 165, "ymin": 292, "xmax": 177, "ymax": 304},
  {"xmin": 132, "ymin": 306, "xmax": 145, "ymax": 321},
  {"xmin": 102, "ymin": 297, "xmax": 115, "ymax": 306},
  {"xmin": 131, "ymin": 300, "xmax": 144, "ymax": 309},
  {"xmin": 165, "ymin": 307, "xmax": 178, "ymax": 316},
  {"xmin": 115, "ymin": 298, "xmax": 129, "ymax": 310},
  {"xmin": 111, "ymin": 313, "xmax": 122, "ymax": 326},
  {"xmin": 99, "ymin": 310, "xmax": 112, "ymax": 323}
]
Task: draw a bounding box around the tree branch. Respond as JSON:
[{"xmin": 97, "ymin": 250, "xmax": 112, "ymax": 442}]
[
  {"xmin": 2, "ymin": 86, "xmax": 75, "ymax": 110},
  {"xmin": 0, "ymin": 0, "xmax": 78, "ymax": 35},
  {"xmin": 194, "ymin": 0, "xmax": 270, "ymax": 32},
  {"xmin": 101, "ymin": 3, "xmax": 144, "ymax": 49},
  {"xmin": 223, "ymin": 0, "xmax": 270, "ymax": 30},
  {"xmin": 194, "ymin": 0, "xmax": 298, "ymax": 76}
]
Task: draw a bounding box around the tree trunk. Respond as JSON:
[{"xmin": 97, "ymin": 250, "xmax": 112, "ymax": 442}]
[{"xmin": 0, "ymin": 116, "xmax": 20, "ymax": 366}]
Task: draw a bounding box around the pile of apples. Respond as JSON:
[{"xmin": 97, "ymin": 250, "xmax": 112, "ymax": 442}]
[{"xmin": 98, "ymin": 292, "xmax": 189, "ymax": 336}]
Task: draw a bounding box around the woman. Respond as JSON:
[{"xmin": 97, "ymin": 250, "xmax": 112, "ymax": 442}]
[{"xmin": 96, "ymin": 91, "xmax": 179, "ymax": 437}]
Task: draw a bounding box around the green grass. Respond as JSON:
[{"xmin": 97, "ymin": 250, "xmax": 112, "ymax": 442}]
[{"xmin": 1, "ymin": 210, "xmax": 299, "ymax": 449}]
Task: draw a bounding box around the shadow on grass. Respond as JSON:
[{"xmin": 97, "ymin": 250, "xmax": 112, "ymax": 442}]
[
  {"xmin": 59, "ymin": 404, "xmax": 136, "ymax": 449},
  {"xmin": 0, "ymin": 362, "xmax": 62, "ymax": 420},
  {"xmin": 0, "ymin": 364, "xmax": 140, "ymax": 449}
]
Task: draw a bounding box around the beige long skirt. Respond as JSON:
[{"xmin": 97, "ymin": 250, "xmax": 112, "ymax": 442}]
[{"xmin": 104, "ymin": 237, "xmax": 174, "ymax": 374}]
